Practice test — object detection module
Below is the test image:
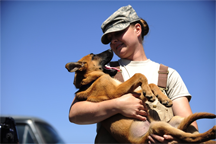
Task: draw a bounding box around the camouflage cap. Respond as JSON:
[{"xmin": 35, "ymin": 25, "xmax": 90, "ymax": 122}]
[{"xmin": 101, "ymin": 5, "xmax": 140, "ymax": 44}]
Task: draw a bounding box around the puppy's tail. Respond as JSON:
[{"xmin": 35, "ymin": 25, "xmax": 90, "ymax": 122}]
[{"xmin": 178, "ymin": 112, "xmax": 216, "ymax": 131}]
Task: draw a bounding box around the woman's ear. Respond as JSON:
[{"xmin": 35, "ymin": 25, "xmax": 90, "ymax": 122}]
[{"xmin": 134, "ymin": 23, "xmax": 142, "ymax": 37}]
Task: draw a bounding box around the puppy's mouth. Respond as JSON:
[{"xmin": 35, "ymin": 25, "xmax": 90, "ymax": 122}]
[
  {"xmin": 104, "ymin": 65, "xmax": 121, "ymax": 72},
  {"xmin": 102, "ymin": 65, "xmax": 120, "ymax": 77},
  {"xmin": 97, "ymin": 49, "xmax": 119, "ymax": 77}
]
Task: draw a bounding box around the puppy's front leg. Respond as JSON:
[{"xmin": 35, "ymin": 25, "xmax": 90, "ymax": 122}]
[
  {"xmin": 81, "ymin": 71, "xmax": 104, "ymax": 85},
  {"xmin": 114, "ymin": 73, "xmax": 155, "ymax": 101},
  {"xmin": 149, "ymin": 84, "xmax": 172, "ymax": 107}
]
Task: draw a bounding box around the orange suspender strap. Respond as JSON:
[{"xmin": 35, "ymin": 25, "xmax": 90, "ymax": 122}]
[{"xmin": 158, "ymin": 64, "xmax": 169, "ymax": 90}]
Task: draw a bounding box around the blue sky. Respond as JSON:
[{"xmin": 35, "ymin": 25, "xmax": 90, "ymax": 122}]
[{"xmin": 1, "ymin": 1, "xmax": 215, "ymax": 143}]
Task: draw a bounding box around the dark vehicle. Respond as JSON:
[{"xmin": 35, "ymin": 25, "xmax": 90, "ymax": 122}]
[
  {"xmin": 1, "ymin": 116, "xmax": 64, "ymax": 144},
  {"xmin": 0, "ymin": 117, "xmax": 19, "ymax": 143}
]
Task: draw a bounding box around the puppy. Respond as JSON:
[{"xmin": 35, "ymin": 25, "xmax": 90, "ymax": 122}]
[{"xmin": 66, "ymin": 49, "xmax": 216, "ymax": 143}]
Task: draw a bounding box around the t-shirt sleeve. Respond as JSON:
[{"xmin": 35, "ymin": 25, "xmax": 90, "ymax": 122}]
[{"xmin": 166, "ymin": 68, "xmax": 191, "ymax": 101}]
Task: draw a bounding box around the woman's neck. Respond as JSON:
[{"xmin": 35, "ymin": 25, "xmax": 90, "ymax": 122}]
[{"xmin": 128, "ymin": 46, "xmax": 147, "ymax": 61}]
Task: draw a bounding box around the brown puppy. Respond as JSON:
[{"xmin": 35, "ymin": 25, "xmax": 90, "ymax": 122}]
[{"xmin": 66, "ymin": 49, "xmax": 216, "ymax": 144}]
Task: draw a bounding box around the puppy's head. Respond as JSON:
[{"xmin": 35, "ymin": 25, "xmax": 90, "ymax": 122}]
[
  {"xmin": 65, "ymin": 49, "xmax": 117, "ymax": 76},
  {"xmin": 66, "ymin": 49, "xmax": 118, "ymax": 88}
]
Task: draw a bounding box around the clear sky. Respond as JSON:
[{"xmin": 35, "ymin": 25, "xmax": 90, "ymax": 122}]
[{"xmin": 1, "ymin": 0, "xmax": 215, "ymax": 143}]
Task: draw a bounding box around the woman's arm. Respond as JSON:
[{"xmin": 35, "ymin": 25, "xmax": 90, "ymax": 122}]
[
  {"xmin": 172, "ymin": 96, "xmax": 198, "ymax": 129},
  {"xmin": 69, "ymin": 93, "xmax": 148, "ymax": 124},
  {"xmin": 69, "ymin": 97, "xmax": 119, "ymax": 124}
]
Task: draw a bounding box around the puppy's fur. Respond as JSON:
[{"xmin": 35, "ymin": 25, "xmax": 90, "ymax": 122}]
[{"xmin": 66, "ymin": 49, "xmax": 216, "ymax": 143}]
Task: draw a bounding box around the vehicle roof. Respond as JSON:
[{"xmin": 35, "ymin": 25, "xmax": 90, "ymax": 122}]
[{"xmin": 0, "ymin": 115, "xmax": 49, "ymax": 124}]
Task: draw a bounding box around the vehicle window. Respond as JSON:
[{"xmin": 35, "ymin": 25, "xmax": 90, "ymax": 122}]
[
  {"xmin": 35, "ymin": 122, "xmax": 64, "ymax": 144},
  {"xmin": 16, "ymin": 124, "xmax": 35, "ymax": 144}
]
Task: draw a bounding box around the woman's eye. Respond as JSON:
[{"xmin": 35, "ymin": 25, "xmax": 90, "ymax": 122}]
[
  {"xmin": 115, "ymin": 31, "xmax": 121, "ymax": 36},
  {"xmin": 116, "ymin": 29, "xmax": 126, "ymax": 37},
  {"xmin": 107, "ymin": 35, "xmax": 112, "ymax": 42}
]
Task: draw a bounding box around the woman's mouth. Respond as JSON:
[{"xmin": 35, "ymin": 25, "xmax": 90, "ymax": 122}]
[{"xmin": 116, "ymin": 43, "xmax": 124, "ymax": 51}]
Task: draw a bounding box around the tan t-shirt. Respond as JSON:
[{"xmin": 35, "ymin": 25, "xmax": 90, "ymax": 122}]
[{"xmin": 118, "ymin": 59, "xmax": 191, "ymax": 122}]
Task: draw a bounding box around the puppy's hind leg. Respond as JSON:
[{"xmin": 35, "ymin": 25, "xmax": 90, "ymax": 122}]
[{"xmin": 148, "ymin": 121, "xmax": 216, "ymax": 143}]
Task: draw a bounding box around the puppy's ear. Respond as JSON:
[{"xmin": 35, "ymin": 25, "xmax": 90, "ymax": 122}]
[{"xmin": 65, "ymin": 62, "xmax": 85, "ymax": 72}]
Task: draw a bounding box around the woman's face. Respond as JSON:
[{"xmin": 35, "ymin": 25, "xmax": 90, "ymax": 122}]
[{"xmin": 107, "ymin": 24, "xmax": 141, "ymax": 60}]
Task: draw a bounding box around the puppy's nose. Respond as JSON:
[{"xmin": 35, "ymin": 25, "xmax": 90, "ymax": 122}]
[{"xmin": 65, "ymin": 63, "xmax": 69, "ymax": 71}]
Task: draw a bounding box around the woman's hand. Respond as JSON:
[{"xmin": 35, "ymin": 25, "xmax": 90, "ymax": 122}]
[
  {"xmin": 148, "ymin": 134, "xmax": 181, "ymax": 144},
  {"xmin": 115, "ymin": 93, "xmax": 148, "ymax": 121}
]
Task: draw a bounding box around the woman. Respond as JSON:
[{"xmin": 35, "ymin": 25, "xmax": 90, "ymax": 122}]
[{"xmin": 69, "ymin": 5, "xmax": 198, "ymax": 143}]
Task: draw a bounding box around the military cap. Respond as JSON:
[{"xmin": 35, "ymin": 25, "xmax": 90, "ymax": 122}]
[{"xmin": 101, "ymin": 5, "xmax": 140, "ymax": 44}]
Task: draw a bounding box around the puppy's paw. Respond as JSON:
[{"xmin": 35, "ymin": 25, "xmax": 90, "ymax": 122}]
[
  {"xmin": 145, "ymin": 93, "xmax": 156, "ymax": 102},
  {"xmin": 213, "ymin": 125, "xmax": 216, "ymax": 132},
  {"xmin": 160, "ymin": 98, "xmax": 173, "ymax": 107},
  {"xmin": 210, "ymin": 125, "xmax": 216, "ymax": 139},
  {"xmin": 76, "ymin": 92, "xmax": 88, "ymax": 101}
]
